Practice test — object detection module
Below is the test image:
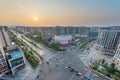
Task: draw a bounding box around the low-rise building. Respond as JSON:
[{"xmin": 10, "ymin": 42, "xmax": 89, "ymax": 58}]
[
  {"xmin": 6, "ymin": 45, "xmax": 26, "ymax": 75},
  {"xmin": 53, "ymin": 35, "xmax": 73, "ymax": 45}
]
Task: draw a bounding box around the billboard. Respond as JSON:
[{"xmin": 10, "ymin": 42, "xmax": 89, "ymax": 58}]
[{"xmin": 60, "ymin": 40, "xmax": 68, "ymax": 45}]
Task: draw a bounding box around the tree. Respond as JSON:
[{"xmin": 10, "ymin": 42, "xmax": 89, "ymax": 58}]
[
  {"xmin": 112, "ymin": 75, "xmax": 118, "ymax": 80},
  {"xmin": 115, "ymin": 72, "xmax": 120, "ymax": 77},
  {"xmin": 92, "ymin": 64, "xmax": 98, "ymax": 70},
  {"xmin": 102, "ymin": 59, "xmax": 105, "ymax": 65},
  {"xmin": 104, "ymin": 63, "xmax": 108, "ymax": 68},
  {"xmin": 98, "ymin": 59, "xmax": 102, "ymax": 65},
  {"xmin": 3, "ymin": 47, "xmax": 7, "ymax": 51},
  {"xmin": 111, "ymin": 63, "xmax": 116, "ymax": 68},
  {"xmin": 107, "ymin": 65, "xmax": 116, "ymax": 73}
]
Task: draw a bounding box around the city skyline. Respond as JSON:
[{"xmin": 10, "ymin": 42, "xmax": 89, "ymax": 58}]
[{"xmin": 0, "ymin": 0, "xmax": 120, "ymax": 26}]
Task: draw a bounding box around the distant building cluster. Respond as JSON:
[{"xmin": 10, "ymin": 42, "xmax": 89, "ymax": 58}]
[
  {"xmin": 14, "ymin": 26, "xmax": 100, "ymax": 42},
  {"xmin": 0, "ymin": 26, "xmax": 26, "ymax": 76}
]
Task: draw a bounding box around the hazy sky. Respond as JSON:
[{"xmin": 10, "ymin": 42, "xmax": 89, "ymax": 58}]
[{"xmin": 0, "ymin": 0, "xmax": 120, "ymax": 26}]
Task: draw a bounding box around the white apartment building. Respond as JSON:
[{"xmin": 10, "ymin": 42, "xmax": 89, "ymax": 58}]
[
  {"xmin": 113, "ymin": 43, "xmax": 120, "ymax": 70},
  {"xmin": 97, "ymin": 30, "xmax": 120, "ymax": 54}
]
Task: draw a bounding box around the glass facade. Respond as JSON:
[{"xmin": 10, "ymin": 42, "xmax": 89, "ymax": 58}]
[{"xmin": 11, "ymin": 57, "xmax": 24, "ymax": 68}]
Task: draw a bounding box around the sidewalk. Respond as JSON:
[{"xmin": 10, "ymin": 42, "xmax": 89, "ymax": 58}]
[
  {"xmin": 79, "ymin": 43, "xmax": 113, "ymax": 80},
  {"xmin": 80, "ymin": 44, "xmax": 113, "ymax": 66}
]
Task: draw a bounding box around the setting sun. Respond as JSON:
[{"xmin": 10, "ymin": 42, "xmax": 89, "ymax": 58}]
[{"xmin": 33, "ymin": 17, "xmax": 38, "ymax": 22}]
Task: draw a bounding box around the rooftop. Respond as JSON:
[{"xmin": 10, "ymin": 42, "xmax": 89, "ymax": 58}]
[
  {"xmin": 7, "ymin": 45, "xmax": 20, "ymax": 54},
  {"xmin": 54, "ymin": 35, "xmax": 72, "ymax": 41},
  {"xmin": 6, "ymin": 45, "xmax": 23, "ymax": 59}
]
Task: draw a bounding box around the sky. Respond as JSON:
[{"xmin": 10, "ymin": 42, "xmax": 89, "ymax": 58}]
[{"xmin": 0, "ymin": 0, "xmax": 120, "ymax": 26}]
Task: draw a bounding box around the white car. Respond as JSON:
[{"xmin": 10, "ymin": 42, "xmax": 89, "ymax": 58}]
[
  {"xmin": 76, "ymin": 72, "xmax": 82, "ymax": 76},
  {"xmin": 64, "ymin": 66, "xmax": 69, "ymax": 70}
]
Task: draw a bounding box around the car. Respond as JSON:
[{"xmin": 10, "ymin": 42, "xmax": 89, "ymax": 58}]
[
  {"xmin": 68, "ymin": 66, "xmax": 71, "ymax": 69},
  {"xmin": 56, "ymin": 58, "xmax": 59, "ymax": 60},
  {"xmin": 64, "ymin": 66, "xmax": 69, "ymax": 70},
  {"xmin": 75, "ymin": 70, "xmax": 78, "ymax": 73},
  {"xmin": 68, "ymin": 62, "xmax": 71, "ymax": 65},
  {"xmin": 80, "ymin": 76, "xmax": 84, "ymax": 79},
  {"xmin": 83, "ymin": 75, "xmax": 87, "ymax": 79},
  {"xmin": 76, "ymin": 72, "xmax": 82, "ymax": 76},
  {"xmin": 46, "ymin": 60, "xmax": 49, "ymax": 64},
  {"xmin": 36, "ymin": 75, "xmax": 39, "ymax": 79},
  {"xmin": 70, "ymin": 68, "xmax": 75, "ymax": 72}
]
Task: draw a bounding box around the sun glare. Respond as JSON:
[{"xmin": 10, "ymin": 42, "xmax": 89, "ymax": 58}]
[{"xmin": 33, "ymin": 17, "xmax": 38, "ymax": 22}]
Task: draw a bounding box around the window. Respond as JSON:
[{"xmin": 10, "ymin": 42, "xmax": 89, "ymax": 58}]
[{"xmin": 11, "ymin": 57, "xmax": 24, "ymax": 67}]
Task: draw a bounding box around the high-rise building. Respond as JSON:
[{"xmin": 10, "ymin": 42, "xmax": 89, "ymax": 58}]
[
  {"xmin": 40, "ymin": 27, "xmax": 54, "ymax": 41},
  {"xmin": 0, "ymin": 26, "xmax": 9, "ymax": 76},
  {"xmin": 113, "ymin": 43, "xmax": 120, "ymax": 69},
  {"xmin": 0, "ymin": 44, "xmax": 8, "ymax": 76},
  {"xmin": 54, "ymin": 26, "xmax": 64, "ymax": 35},
  {"xmin": 0, "ymin": 26, "xmax": 11, "ymax": 47},
  {"xmin": 0, "ymin": 26, "xmax": 27, "ymax": 76},
  {"xmin": 14, "ymin": 26, "xmax": 102, "ymax": 42},
  {"xmin": 89, "ymin": 27, "xmax": 100, "ymax": 39},
  {"xmin": 97, "ymin": 29, "xmax": 120, "ymax": 54}
]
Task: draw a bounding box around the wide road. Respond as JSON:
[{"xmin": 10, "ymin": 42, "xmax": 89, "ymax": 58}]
[
  {"xmin": 12, "ymin": 30, "xmax": 110, "ymax": 80},
  {"xmin": 37, "ymin": 49, "xmax": 110, "ymax": 80}
]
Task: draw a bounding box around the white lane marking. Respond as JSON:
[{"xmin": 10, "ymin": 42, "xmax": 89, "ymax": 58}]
[
  {"xmin": 69, "ymin": 73, "xmax": 75, "ymax": 80},
  {"xmin": 93, "ymin": 73, "xmax": 99, "ymax": 77},
  {"xmin": 48, "ymin": 54, "xmax": 58, "ymax": 60}
]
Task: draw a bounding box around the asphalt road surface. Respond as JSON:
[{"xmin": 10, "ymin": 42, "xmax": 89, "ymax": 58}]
[{"xmin": 37, "ymin": 50, "xmax": 109, "ymax": 80}]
